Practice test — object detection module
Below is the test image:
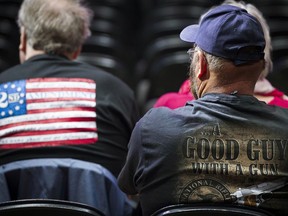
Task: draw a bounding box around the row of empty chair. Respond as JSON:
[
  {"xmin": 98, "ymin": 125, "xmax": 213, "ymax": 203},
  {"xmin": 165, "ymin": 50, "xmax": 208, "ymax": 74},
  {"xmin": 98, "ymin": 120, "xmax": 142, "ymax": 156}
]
[
  {"xmin": 76, "ymin": 0, "xmax": 139, "ymax": 89},
  {"xmin": 0, "ymin": 0, "xmax": 22, "ymax": 71},
  {"xmin": 254, "ymin": 0, "xmax": 288, "ymax": 97}
]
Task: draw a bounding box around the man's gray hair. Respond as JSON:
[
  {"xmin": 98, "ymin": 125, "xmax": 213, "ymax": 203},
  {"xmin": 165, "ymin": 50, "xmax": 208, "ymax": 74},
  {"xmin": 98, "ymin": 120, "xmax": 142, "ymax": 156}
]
[
  {"xmin": 189, "ymin": 46, "xmax": 227, "ymax": 77},
  {"xmin": 18, "ymin": 0, "xmax": 93, "ymax": 55}
]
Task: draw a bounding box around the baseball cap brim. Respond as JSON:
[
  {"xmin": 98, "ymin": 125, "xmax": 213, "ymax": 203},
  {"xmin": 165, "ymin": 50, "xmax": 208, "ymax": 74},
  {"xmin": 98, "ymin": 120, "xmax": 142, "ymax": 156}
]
[{"xmin": 179, "ymin": 24, "xmax": 199, "ymax": 43}]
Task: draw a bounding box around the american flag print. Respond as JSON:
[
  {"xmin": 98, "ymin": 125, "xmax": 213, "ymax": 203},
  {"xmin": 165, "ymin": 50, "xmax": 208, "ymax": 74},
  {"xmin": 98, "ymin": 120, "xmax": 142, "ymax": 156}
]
[{"xmin": 0, "ymin": 78, "xmax": 97, "ymax": 149}]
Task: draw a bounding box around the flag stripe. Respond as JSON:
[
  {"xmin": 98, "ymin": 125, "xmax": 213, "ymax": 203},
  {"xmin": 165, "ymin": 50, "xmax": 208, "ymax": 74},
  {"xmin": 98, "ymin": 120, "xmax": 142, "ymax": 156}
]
[
  {"xmin": 27, "ymin": 78, "xmax": 96, "ymax": 83},
  {"xmin": 0, "ymin": 111, "xmax": 96, "ymax": 127},
  {"xmin": 0, "ymin": 138, "xmax": 98, "ymax": 149},
  {"xmin": 26, "ymin": 88, "xmax": 95, "ymax": 93},
  {"xmin": 27, "ymin": 100, "xmax": 96, "ymax": 110},
  {"xmin": 3, "ymin": 129, "xmax": 97, "ymax": 137},
  {"xmin": 26, "ymin": 80, "xmax": 96, "ymax": 89},
  {"xmin": 26, "ymin": 91, "xmax": 95, "ymax": 100},
  {"xmin": 0, "ymin": 121, "xmax": 97, "ymax": 137},
  {"xmin": 27, "ymin": 98, "xmax": 95, "ymax": 103},
  {"xmin": 0, "ymin": 132, "xmax": 98, "ymax": 145},
  {"xmin": 0, "ymin": 117, "xmax": 96, "ymax": 131},
  {"xmin": 27, "ymin": 107, "xmax": 95, "ymax": 114}
]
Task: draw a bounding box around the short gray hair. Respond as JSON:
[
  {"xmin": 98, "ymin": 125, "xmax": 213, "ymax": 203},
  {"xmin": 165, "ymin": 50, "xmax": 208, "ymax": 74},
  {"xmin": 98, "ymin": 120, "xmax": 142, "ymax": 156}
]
[
  {"xmin": 18, "ymin": 0, "xmax": 93, "ymax": 55},
  {"xmin": 195, "ymin": 46, "xmax": 227, "ymax": 72}
]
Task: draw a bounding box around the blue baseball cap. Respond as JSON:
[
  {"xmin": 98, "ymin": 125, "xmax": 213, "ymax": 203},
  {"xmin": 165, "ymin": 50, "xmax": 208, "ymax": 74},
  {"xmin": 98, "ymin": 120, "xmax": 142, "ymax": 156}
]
[{"xmin": 180, "ymin": 5, "xmax": 265, "ymax": 65}]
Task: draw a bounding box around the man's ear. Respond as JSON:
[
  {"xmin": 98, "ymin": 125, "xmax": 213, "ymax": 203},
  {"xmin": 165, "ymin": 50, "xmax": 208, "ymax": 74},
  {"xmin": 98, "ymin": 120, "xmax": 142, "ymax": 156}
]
[
  {"xmin": 197, "ymin": 52, "xmax": 208, "ymax": 79},
  {"xmin": 71, "ymin": 47, "xmax": 82, "ymax": 60},
  {"xmin": 19, "ymin": 27, "xmax": 26, "ymax": 53},
  {"xmin": 19, "ymin": 27, "xmax": 27, "ymax": 63}
]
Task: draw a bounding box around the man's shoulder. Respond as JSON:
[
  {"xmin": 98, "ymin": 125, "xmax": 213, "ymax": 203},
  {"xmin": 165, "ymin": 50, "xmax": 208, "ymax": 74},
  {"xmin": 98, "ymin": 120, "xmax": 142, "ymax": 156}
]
[
  {"xmin": 0, "ymin": 64, "xmax": 24, "ymax": 83},
  {"xmin": 0, "ymin": 56, "xmax": 132, "ymax": 92},
  {"xmin": 141, "ymin": 106, "xmax": 190, "ymax": 125},
  {"xmin": 67, "ymin": 60, "xmax": 133, "ymax": 92}
]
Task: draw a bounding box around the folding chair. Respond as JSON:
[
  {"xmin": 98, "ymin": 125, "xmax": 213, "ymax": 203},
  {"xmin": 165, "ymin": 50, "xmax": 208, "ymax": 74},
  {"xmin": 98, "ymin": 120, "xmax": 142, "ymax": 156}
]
[
  {"xmin": 151, "ymin": 203, "xmax": 275, "ymax": 216},
  {"xmin": 0, "ymin": 198, "xmax": 105, "ymax": 216},
  {"xmin": 0, "ymin": 158, "xmax": 134, "ymax": 216}
]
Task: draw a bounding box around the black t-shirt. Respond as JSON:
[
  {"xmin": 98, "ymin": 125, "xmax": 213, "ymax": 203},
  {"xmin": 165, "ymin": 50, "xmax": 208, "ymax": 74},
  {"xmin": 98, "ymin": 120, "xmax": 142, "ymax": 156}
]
[{"xmin": 0, "ymin": 54, "xmax": 140, "ymax": 177}]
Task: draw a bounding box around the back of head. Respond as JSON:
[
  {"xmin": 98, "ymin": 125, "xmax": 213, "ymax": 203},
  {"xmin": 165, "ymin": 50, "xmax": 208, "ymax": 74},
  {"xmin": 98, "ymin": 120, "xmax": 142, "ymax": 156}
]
[
  {"xmin": 180, "ymin": 5, "xmax": 265, "ymax": 66},
  {"xmin": 180, "ymin": 5, "xmax": 266, "ymax": 95},
  {"xmin": 222, "ymin": 0, "xmax": 273, "ymax": 79},
  {"xmin": 18, "ymin": 0, "xmax": 93, "ymax": 55}
]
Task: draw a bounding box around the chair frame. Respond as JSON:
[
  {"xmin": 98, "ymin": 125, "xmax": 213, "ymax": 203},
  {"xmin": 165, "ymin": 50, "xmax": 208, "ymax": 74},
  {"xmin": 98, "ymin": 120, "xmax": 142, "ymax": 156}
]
[
  {"xmin": 151, "ymin": 203, "xmax": 276, "ymax": 216},
  {"xmin": 0, "ymin": 199, "xmax": 105, "ymax": 216}
]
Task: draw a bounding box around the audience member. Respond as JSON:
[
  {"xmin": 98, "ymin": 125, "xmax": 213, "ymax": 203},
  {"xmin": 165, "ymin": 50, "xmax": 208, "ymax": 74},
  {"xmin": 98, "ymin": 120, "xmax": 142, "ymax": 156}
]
[
  {"xmin": 153, "ymin": 79, "xmax": 194, "ymax": 109},
  {"xmin": 118, "ymin": 5, "xmax": 288, "ymax": 216},
  {"xmin": 154, "ymin": 0, "xmax": 288, "ymax": 109},
  {"xmin": 0, "ymin": 0, "xmax": 140, "ymax": 177}
]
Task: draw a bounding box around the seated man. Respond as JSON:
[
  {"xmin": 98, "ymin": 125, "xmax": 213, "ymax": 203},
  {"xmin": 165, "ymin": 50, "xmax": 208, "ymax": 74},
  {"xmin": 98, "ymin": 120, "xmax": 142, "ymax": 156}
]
[
  {"xmin": 0, "ymin": 0, "xmax": 139, "ymax": 177},
  {"xmin": 118, "ymin": 5, "xmax": 288, "ymax": 216}
]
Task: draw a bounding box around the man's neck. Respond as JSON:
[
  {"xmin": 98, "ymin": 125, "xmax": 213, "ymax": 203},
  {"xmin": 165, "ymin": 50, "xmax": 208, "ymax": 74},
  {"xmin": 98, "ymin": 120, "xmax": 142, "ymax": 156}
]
[{"xmin": 24, "ymin": 47, "xmax": 46, "ymax": 62}]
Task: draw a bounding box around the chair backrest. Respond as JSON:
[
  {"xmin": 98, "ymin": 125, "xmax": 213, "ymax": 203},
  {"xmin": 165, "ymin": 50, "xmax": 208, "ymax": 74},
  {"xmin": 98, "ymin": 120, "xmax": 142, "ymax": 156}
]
[
  {"xmin": 151, "ymin": 204, "xmax": 275, "ymax": 216},
  {"xmin": 0, "ymin": 158, "xmax": 134, "ymax": 216},
  {"xmin": 0, "ymin": 199, "xmax": 105, "ymax": 216}
]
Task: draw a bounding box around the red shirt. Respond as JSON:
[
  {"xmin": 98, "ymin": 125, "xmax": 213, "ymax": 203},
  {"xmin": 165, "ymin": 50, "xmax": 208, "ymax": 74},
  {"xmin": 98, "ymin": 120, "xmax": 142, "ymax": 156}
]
[{"xmin": 154, "ymin": 79, "xmax": 288, "ymax": 109}]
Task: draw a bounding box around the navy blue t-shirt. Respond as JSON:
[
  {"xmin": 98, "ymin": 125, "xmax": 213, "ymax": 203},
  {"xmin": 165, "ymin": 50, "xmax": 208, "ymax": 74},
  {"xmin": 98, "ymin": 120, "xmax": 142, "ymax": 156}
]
[{"xmin": 118, "ymin": 93, "xmax": 288, "ymax": 216}]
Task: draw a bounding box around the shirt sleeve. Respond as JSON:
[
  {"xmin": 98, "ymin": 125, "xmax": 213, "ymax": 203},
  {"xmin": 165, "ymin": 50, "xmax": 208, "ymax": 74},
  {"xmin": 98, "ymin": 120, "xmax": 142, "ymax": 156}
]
[{"xmin": 117, "ymin": 121, "xmax": 144, "ymax": 195}]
